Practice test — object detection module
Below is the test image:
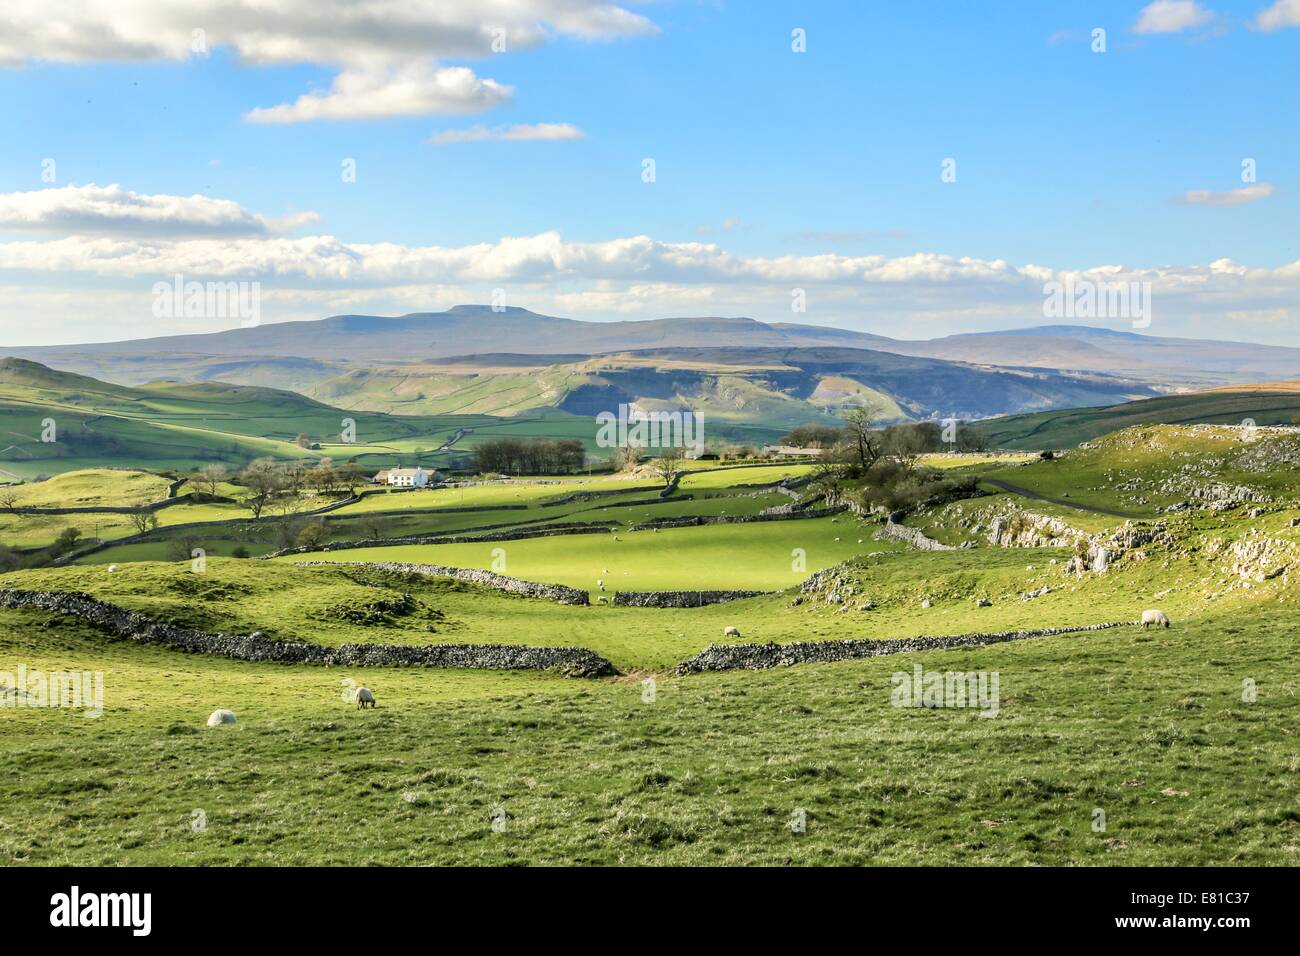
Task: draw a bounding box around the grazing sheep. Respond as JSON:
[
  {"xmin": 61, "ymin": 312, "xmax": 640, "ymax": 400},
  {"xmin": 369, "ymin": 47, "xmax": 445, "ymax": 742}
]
[
  {"xmin": 723, "ymin": 626, "xmax": 741, "ymax": 638},
  {"xmin": 1141, "ymin": 609, "xmax": 1171, "ymax": 629},
  {"xmin": 206, "ymin": 709, "xmax": 237, "ymax": 727},
  {"xmin": 355, "ymin": 687, "xmax": 376, "ymax": 709},
  {"xmin": 107, "ymin": 564, "xmax": 119, "ymax": 573}
]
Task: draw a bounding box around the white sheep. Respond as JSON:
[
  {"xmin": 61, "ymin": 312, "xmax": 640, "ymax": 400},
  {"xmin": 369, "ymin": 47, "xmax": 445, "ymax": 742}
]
[
  {"xmin": 355, "ymin": 687, "xmax": 376, "ymax": 709},
  {"xmin": 206, "ymin": 709, "xmax": 237, "ymax": 727},
  {"xmin": 723, "ymin": 626, "xmax": 741, "ymax": 638},
  {"xmin": 107, "ymin": 564, "xmax": 119, "ymax": 573},
  {"xmin": 1141, "ymin": 609, "xmax": 1171, "ymax": 629}
]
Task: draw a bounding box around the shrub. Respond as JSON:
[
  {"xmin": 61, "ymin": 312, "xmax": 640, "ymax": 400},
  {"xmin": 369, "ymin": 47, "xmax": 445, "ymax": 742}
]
[{"xmin": 850, "ymin": 464, "xmax": 976, "ymax": 515}]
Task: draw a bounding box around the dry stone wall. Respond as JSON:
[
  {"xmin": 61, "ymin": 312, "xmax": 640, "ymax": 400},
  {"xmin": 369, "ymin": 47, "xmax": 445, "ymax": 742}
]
[
  {"xmin": 0, "ymin": 588, "xmax": 613, "ymax": 677},
  {"xmin": 676, "ymin": 621, "xmax": 1132, "ymax": 673}
]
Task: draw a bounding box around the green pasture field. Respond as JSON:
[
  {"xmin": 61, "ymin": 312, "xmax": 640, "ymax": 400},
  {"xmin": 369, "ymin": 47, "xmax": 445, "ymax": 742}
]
[
  {"xmin": 286, "ymin": 515, "xmax": 888, "ymax": 593},
  {"xmin": 60, "ymin": 463, "xmax": 808, "ymax": 564},
  {"xmin": 678, "ymin": 463, "xmax": 814, "ymax": 490},
  {"xmin": 1, "ymin": 596, "xmax": 1295, "ymax": 865}
]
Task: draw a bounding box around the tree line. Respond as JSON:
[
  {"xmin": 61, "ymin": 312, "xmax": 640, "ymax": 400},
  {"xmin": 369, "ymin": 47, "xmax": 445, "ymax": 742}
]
[
  {"xmin": 227, "ymin": 459, "xmax": 373, "ymax": 519},
  {"xmin": 472, "ymin": 438, "xmax": 586, "ymax": 476}
]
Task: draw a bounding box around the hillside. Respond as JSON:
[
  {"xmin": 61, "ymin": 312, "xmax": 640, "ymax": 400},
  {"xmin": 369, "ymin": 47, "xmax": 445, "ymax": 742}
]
[
  {"xmin": 0, "ymin": 358, "xmax": 480, "ymax": 478},
  {"xmin": 974, "ymin": 382, "xmax": 1300, "ymax": 449},
  {"xmin": 307, "ymin": 346, "xmax": 1153, "ymax": 426}
]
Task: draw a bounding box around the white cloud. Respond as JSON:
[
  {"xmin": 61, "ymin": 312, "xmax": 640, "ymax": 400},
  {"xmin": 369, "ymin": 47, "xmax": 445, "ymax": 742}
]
[
  {"xmin": 1253, "ymin": 0, "xmax": 1300, "ymax": 30},
  {"xmin": 2, "ymin": 186, "xmax": 1299, "ymax": 345},
  {"xmin": 428, "ymin": 122, "xmax": 586, "ymax": 144},
  {"xmin": 246, "ymin": 64, "xmax": 510, "ymax": 123},
  {"xmin": 0, "ymin": 184, "xmax": 318, "ymax": 237},
  {"xmin": 1134, "ymin": 1, "xmax": 1214, "ymax": 33},
  {"xmin": 1173, "ymin": 183, "xmax": 1275, "ymax": 206},
  {"xmin": 0, "ymin": 1, "xmax": 656, "ymax": 121}
]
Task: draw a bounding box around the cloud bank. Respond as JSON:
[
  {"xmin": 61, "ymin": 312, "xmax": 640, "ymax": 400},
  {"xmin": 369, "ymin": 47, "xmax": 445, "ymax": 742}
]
[
  {"xmin": 0, "ymin": 1, "xmax": 656, "ymax": 122},
  {"xmin": 0, "ymin": 184, "xmax": 318, "ymax": 237},
  {"xmin": 0, "ymin": 185, "xmax": 1298, "ymax": 346}
]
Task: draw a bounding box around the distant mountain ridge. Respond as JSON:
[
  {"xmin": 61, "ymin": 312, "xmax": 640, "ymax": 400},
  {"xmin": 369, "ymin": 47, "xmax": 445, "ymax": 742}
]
[{"xmin": 5, "ymin": 305, "xmax": 1298, "ymax": 391}]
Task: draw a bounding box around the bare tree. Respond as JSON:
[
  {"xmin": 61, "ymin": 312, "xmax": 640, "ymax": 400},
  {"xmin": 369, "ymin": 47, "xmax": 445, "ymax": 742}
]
[
  {"xmin": 882, "ymin": 423, "xmax": 935, "ymax": 474},
  {"xmin": 0, "ymin": 491, "xmax": 20, "ymax": 515},
  {"xmin": 280, "ymin": 461, "xmax": 309, "ymax": 497},
  {"xmin": 336, "ymin": 463, "xmax": 370, "ymax": 497},
  {"xmin": 811, "ymin": 454, "xmax": 845, "ymax": 498},
  {"xmin": 650, "ymin": 448, "xmax": 686, "ymax": 489},
  {"xmin": 309, "ymin": 462, "xmax": 338, "ymax": 494},
  {"xmin": 194, "ymin": 463, "xmax": 227, "ymax": 497},
  {"xmin": 842, "ymin": 407, "xmax": 884, "ymax": 475},
  {"xmin": 273, "ymin": 492, "xmax": 310, "ymax": 518},
  {"xmin": 128, "ymin": 507, "xmax": 158, "ymax": 534},
  {"xmin": 240, "ymin": 458, "xmax": 283, "ymax": 519}
]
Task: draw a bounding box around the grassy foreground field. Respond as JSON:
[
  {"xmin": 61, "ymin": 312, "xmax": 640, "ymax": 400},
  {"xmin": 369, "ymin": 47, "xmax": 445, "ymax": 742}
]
[
  {"xmin": 1, "ymin": 602, "xmax": 1295, "ymax": 865},
  {"xmin": 2, "ymin": 424, "xmax": 1299, "ymax": 865}
]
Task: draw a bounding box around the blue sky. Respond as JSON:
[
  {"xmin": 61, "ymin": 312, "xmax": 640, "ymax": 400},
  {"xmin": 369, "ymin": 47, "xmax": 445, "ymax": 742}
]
[{"xmin": 0, "ymin": 1, "xmax": 1298, "ymax": 345}]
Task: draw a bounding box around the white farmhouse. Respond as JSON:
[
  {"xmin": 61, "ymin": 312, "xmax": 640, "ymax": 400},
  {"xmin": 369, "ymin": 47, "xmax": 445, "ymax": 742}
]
[{"xmin": 372, "ymin": 466, "xmax": 435, "ymax": 488}]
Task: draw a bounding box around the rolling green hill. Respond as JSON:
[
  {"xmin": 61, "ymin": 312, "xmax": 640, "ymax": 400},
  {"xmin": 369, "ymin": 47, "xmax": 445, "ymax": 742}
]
[
  {"xmin": 974, "ymin": 382, "xmax": 1300, "ymax": 449},
  {"xmin": 0, "ymin": 358, "xmax": 499, "ymax": 478}
]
